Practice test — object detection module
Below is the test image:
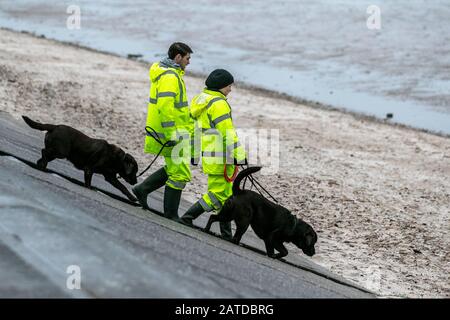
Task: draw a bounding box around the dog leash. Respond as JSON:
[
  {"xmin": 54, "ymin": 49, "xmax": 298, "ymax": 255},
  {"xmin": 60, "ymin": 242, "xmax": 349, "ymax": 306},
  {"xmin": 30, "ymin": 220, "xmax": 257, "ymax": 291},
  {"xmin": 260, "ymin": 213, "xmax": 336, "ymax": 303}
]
[
  {"xmin": 136, "ymin": 142, "xmax": 167, "ymax": 178},
  {"xmin": 241, "ymin": 164, "xmax": 279, "ymax": 203},
  {"xmin": 131, "ymin": 125, "xmax": 174, "ymax": 178},
  {"xmin": 117, "ymin": 127, "xmax": 167, "ymax": 181}
]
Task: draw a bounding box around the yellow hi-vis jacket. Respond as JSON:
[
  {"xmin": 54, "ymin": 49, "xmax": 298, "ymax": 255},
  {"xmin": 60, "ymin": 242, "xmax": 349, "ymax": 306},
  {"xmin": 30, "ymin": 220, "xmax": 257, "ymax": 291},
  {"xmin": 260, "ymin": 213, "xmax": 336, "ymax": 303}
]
[
  {"xmin": 144, "ymin": 61, "xmax": 192, "ymax": 157},
  {"xmin": 190, "ymin": 89, "xmax": 246, "ymax": 175}
]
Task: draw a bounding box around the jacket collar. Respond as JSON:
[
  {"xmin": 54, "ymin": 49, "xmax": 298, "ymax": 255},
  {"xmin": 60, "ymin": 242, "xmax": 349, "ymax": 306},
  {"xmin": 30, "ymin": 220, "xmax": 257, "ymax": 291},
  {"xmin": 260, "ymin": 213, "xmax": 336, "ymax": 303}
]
[
  {"xmin": 203, "ymin": 88, "xmax": 227, "ymax": 100},
  {"xmin": 159, "ymin": 58, "xmax": 185, "ymax": 76}
]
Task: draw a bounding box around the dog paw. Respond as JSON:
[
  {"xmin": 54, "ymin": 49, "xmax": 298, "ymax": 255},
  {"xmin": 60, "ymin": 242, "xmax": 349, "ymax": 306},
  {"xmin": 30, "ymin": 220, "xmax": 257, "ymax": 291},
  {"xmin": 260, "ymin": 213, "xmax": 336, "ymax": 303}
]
[
  {"xmin": 268, "ymin": 253, "xmax": 285, "ymax": 259},
  {"xmin": 36, "ymin": 160, "xmax": 46, "ymax": 170},
  {"xmin": 231, "ymin": 238, "xmax": 240, "ymax": 245}
]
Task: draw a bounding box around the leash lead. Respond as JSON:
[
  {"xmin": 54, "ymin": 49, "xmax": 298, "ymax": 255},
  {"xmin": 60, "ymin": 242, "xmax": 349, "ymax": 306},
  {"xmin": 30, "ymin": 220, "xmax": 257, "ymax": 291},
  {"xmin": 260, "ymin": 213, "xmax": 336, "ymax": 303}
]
[
  {"xmin": 240, "ymin": 164, "xmax": 279, "ymax": 203},
  {"xmin": 135, "ymin": 126, "xmax": 170, "ymax": 178}
]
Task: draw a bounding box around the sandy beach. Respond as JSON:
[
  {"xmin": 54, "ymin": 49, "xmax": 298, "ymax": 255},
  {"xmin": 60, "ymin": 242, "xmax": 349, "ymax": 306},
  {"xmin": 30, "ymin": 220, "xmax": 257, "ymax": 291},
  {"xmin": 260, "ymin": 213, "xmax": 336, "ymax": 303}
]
[{"xmin": 0, "ymin": 28, "xmax": 449, "ymax": 298}]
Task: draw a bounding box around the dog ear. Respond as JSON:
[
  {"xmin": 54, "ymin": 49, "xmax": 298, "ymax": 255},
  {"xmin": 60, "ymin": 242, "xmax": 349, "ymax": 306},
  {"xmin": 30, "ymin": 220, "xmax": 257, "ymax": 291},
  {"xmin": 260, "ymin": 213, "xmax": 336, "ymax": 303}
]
[
  {"xmin": 305, "ymin": 234, "xmax": 313, "ymax": 246},
  {"xmin": 123, "ymin": 153, "xmax": 135, "ymax": 175},
  {"xmin": 113, "ymin": 147, "xmax": 127, "ymax": 161}
]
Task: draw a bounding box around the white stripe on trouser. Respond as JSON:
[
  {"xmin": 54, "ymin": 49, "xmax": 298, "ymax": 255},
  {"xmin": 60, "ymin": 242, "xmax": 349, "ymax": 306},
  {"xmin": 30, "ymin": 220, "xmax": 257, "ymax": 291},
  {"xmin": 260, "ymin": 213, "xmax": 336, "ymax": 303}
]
[
  {"xmin": 207, "ymin": 191, "xmax": 222, "ymax": 210},
  {"xmin": 199, "ymin": 198, "xmax": 213, "ymax": 212},
  {"xmin": 167, "ymin": 179, "xmax": 186, "ymax": 189}
]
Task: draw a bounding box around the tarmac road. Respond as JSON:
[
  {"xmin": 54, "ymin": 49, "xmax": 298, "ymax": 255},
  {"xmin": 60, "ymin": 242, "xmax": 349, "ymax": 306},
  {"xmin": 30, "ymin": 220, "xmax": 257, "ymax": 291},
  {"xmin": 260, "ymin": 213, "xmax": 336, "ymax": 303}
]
[{"xmin": 0, "ymin": 111, "xmax": 374, "ymax": 298}]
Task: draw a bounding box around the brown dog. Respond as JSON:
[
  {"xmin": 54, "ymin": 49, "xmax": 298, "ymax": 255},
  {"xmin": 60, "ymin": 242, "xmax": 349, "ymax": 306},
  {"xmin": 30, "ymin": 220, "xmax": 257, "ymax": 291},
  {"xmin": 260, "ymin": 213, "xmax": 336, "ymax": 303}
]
[
  {"xmin": 22, "ymin": 116, "xmax": 138, "ymax": 201},
  {"xmin": 205, "ymin": 166, "xmax": 317, "ymax": 259}
]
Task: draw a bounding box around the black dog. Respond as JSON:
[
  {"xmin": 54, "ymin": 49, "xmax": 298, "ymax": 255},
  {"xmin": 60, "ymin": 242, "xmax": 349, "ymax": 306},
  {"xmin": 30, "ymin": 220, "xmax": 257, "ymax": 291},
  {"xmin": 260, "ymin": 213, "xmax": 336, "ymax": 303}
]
[
  {"xmin": 22, "ymin": 116, "xmax": 138, "ymax": 201},
  {"xmin": 205, "ymin": 166, "xmax": 317, "ymax": 259}
]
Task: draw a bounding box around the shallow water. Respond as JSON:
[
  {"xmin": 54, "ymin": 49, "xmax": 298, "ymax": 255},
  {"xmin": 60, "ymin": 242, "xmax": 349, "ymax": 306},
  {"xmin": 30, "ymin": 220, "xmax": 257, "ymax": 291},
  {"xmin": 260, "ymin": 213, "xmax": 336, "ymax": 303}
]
[{"xmin": 1, "ymin": 0, "xmax": 449, "ymax": 134}]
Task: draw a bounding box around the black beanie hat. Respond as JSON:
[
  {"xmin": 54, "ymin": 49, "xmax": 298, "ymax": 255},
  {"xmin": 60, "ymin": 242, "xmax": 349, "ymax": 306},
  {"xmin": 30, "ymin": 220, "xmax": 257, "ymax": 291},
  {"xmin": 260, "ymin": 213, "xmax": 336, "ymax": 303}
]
[{"xmin": 205, "ymin": 69, "xmax": 234, "ymax": 90}]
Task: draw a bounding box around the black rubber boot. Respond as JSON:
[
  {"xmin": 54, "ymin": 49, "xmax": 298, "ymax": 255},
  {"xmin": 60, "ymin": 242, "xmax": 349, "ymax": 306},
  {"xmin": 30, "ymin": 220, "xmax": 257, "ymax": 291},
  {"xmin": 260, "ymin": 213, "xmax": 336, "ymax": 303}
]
[
  {"xmin": 132, "ymin": 167, "xmax": 167, "ymax": 210},
  {"xmin": 163, "ymin": 185, "xmax": 182, "ymax": 221},
  {"xmin": 220, "ymin": 221, "xmax": 233, "ymax": 241},
  {"xmin": 180, "ymin": 201, "xmax": 205, "ymax": 226}
]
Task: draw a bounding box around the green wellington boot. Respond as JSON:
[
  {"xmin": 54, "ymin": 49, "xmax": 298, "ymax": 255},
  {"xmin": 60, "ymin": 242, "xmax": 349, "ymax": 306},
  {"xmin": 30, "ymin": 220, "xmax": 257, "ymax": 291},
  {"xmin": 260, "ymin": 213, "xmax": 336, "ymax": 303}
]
[
  {"xmin": 180, "ymin": 201, "xmax": 205, "ymax": 226},
  {"xmin": 132, "ymin": 167, "xmax": 167, "ymax": 210},
  {"xmin": 163, "ymin": 185, "xmax": 182, "ymax": 221}
]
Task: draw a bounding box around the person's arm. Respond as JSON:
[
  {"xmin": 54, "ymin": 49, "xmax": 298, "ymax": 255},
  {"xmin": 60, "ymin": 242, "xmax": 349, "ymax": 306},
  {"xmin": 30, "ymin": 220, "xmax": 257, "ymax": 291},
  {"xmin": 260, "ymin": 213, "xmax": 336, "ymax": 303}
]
[
  {"xmin": 157, "ymin": 74, "xmax": 179, "ymax": 142},
  {"xmin": 210, "ymin": 101, "xmax": 246, "ymax": 163}
]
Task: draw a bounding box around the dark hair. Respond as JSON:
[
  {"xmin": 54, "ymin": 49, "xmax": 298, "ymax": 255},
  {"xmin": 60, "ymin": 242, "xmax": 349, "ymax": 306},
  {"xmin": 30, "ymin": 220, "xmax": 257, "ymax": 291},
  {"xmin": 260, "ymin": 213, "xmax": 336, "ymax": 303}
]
[{"xmin": 168, "ymin": 42, "xmax": 193, "ymax": 59}]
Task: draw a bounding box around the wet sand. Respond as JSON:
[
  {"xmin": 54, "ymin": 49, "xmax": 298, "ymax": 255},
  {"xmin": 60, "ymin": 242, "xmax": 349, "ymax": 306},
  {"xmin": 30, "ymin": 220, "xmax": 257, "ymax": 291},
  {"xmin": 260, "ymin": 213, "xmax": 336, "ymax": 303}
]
[
  {"xmin": 0, "ymin": 28, "xmax": 449, "ymax": 298},
  {"xmin": 1, "ymin": 0, "xmax": 450, "ymax": 134}
]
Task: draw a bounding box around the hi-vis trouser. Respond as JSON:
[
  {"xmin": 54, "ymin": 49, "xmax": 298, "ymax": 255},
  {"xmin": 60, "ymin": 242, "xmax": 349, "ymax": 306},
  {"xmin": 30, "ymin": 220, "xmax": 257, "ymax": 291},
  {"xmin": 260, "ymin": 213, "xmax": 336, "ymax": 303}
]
[
  {"xmin": 161, "ymin": 129, "xmax": 191, "ymax": 190},
  {"xmin": 164, "ymin": 151, "xmax": 191, "ymax": 191},
  {"xmin": 199, "ymin": 165, "xmax": 236, "ymax": 212}
]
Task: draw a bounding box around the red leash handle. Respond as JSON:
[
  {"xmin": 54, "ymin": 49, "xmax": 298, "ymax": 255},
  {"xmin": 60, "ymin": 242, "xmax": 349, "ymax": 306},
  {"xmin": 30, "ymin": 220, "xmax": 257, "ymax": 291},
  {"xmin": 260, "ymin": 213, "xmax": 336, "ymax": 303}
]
[{"xmin": 224, "ymin": 164, "xmax": 239, "ymax": 182}]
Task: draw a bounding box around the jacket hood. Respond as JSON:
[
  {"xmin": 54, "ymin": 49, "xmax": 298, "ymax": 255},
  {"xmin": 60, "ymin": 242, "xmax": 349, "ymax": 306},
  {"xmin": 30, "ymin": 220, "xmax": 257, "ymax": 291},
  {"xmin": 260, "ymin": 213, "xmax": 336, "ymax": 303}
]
[
  {"xmin": 149, "ymin": 60, "xmax": 184, "ymax": 83},
  {"xmin": 190, "ymin": 89, "xmax": 226, "ymax": 119}
]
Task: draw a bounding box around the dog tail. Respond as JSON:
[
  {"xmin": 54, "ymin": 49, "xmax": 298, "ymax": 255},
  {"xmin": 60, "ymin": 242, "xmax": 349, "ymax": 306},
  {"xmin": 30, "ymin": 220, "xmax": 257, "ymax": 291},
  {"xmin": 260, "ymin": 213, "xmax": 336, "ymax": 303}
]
[
  {"xmin": 22, "ymin": 116, "xmax": 56, "ymax": 131},
  {"xmin": 233, "ymin": 166, "xmax": 262, "ymax": 195}
]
